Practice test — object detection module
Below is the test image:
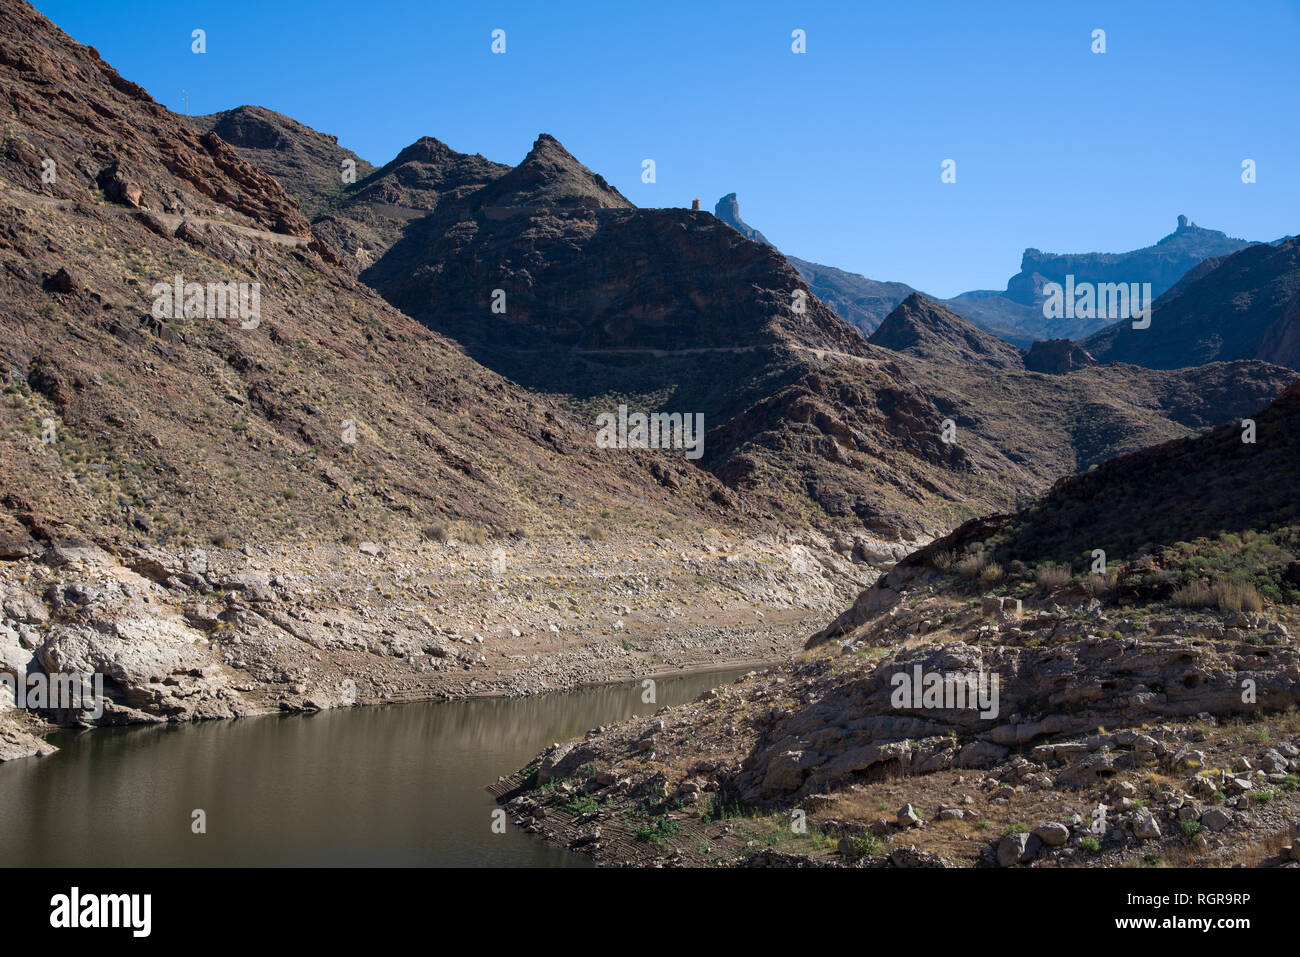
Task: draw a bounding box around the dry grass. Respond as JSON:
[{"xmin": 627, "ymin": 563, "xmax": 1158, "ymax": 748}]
[
  {"xmin": 1035, "ymin": 563, "xmax": 1072, "ymax": 589},
  {"xmin": 1085, "ymin": 569, "xmax": 1118, "ymax": 598},
  {"xmin": 955, "ymin": 553, "xmax": 988, "ymax": 581},
  {"xmin": 1173, "ymin": 579, "xmax": 1264, "ymax": 612}
]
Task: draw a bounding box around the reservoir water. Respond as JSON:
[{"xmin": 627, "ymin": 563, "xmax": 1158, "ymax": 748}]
[{"xmin": 0, "ymin": 667, "xmax": 750, "ymax": 866}]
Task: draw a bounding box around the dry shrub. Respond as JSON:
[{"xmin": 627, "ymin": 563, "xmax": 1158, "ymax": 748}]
[
  {"xmin": 955, "ymin": 553, "xmax": 988, "ymax": 581},
  {"xmin": 1035, "ymin": 563, "xmax": 1072, "ymax": 589},
  {"xmin": 459, "ymin": 523, "xmax": 487, "ymax": 545},
  {"xmin": 1086, "ymin": 570, "xmax": 1118, "ymax": 597},
  {"xmin": 979, "ymin": 562, "xmax": 1004, "ymax": 586},
  {"xmin": 1215, "ymin": 580, "xmax": 1263, "ymax": 613},
  {"xmin": 1173, "ymin": 580, "xmax": 1263, "ymax": 613}
]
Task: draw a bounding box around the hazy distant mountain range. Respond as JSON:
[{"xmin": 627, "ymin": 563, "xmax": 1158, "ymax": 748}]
[{"xmin": 712, "ymin": 194, "xmax": 1273, "ymax": 350}]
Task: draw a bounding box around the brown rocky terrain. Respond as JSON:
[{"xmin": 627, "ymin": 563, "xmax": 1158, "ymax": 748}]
[
  {"xmin": 0, "ymin": 0, "xmax": 870, "ymax": 757},
  {"xmin": 3, "ymin": 4, "xmax": 1298, "ymax": 880},
  {"xmin": 208, "ymin": 116, "xmax": 1295, "ymax": 542},
  {"xmin": 696, "ymin": 296, "xmax": 1293, "ymax": 540},
  {"xmin": 498, "ymin": 382, "xmax": 1300, "ymax": 867},
  {"xmin": 188, "ymin": 105, "xmax": 376, "ymax": 221},
  {"xmin": 1023, "ymin": 338, "xmax": 1098, "ymax": 374}
]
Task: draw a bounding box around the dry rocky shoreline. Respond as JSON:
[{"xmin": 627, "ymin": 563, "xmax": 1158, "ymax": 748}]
[
  {"xmin": 0, "ymin": 526, "xmax": 906, "ymax": 762},
  {"xmin": 493, "ymin": 566, "xmax": 1300, "ymax": 868}
]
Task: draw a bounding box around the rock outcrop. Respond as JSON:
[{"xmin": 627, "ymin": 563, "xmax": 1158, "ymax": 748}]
[{"xmin": 1023, "ymin": 338, "xmax": 1098, "ymax": 374}]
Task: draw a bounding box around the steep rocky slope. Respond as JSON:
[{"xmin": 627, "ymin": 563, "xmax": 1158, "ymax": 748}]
[
  {"xmin": 711, "ymin": 191, "xmax": 922, "ymax": 335},
  {"xmin": 188, "ymin": 105, "xmax": 375, "ymax": 221},
  {"xmin": 190, "ymin": 106, "xmax": 510, "ymax": 275},
  {"xmin": 360, "ymin": 134, "xmax": 865, "ymax": 429},
  {"xmin": 500, "ymin": 380, "xmax": 1300, "ymax": 868},
  {"xmin": 213, "ymin": 117, "xmax": 1295, "ymax": 544},
  {"xmin": 2, "ymin": 0, "xmax": 859, "ymax": 755},
  {"xmin": 1084, "ymin": 235, "xmax": 1300, "ymax": 371},
  {"xmin": 787, "ymin": 256, "xmax": 920, "ymax": 335},
  {"xmin": 1022, "ymin": 339, "xmax": 1097, "ymax": 374}
]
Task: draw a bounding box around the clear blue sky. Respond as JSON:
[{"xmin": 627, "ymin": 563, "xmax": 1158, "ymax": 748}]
[{"xmin": 33, "ymin": 0, "xmax": 1300, "ymax": 297}]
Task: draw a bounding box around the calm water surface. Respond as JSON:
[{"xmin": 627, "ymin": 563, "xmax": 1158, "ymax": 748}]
[{"xmin": 0, "ymin": 668, "xmax": 749, "ymax": 866}]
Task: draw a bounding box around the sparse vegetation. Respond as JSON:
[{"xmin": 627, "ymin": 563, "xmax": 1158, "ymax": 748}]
[
  {"xmin": 634, "ymin": 818, "xmax": 680, "ymax": 844},
  {"xmin": 1035, "ymin": 563, "xmax": 1072, "ymax": 589},
  {"xmin": 1173, "ymin": 579, "xmax": 1264, "ymax": 613}
]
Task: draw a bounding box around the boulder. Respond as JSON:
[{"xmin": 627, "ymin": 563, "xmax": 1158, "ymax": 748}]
[{"xmin": 1032, "ymin": 822, "xmax": 1070, "ymax": 847}]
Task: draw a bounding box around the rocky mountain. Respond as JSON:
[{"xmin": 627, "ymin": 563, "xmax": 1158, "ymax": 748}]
[
  {"xmin": 1, "ymin": 0, "xmax": 788, "ymax": 745},
  {"xmin": 188, "ymin": 105, "xmax": 375, "ymax": 221},
  {"xmin": 867, "ymin": 294, "xmax": 1024, "ymax": 370},
  {"xmin": 946, "ymin": 216, "xmax": 1257, "ymax": 344},
  {"xmin": 200, "ymin": 114, "xmax": 1299, "ymax": 544},
  {"xmin": 713, "ymin": 192, "xmax": 770, "ymax": 244},
  {"xmin": 1022, "ymin": 338, "xmax": 1097, "ymax": 374},
  {"xmin": 6, "ymin": 2, "xmax": 1300, "ymax": 856},
  {"xmin": 359, "ymin": 135, "xmax": 865, "ymax": 430},
  {"xmin": 786, "ymin": 257, "xmax": 920, "ymax": 335},
  {"xmin": 907, "ymin": 378, "xmax": 1300, "ymax": 570},
  {"xmin": 499, "ymin": 379, "xmax": 1300, "ymax": 869},
  {"xmin": 190, "ymin": 107, "xmax": 511, "ymax": 276},
  {"xmin": 1084, "ymin": 235, "xmax": 1300, "ymax": 371}
]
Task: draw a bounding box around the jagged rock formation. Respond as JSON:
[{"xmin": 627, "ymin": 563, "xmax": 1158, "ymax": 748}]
[
  {"xmin": 0, "ymin": 0, "xmax": 763, "ymax": 739},
  {"xmin": 501, "ymin": 379, "xmax": 1300, "ymax": 868},
  {"xmin": 946, "ymin": 217, "xmax": 1258, "ymax": 343},
  {"xmin": 188, "ymin": 105, "xmax": 375, "ymax": 220},
  {"xmin": 207, "ymin": 118, "xmax": 1299, "ymax": 539},
  {"xmin": 360, "ymin": 135, "xmax": 864, "ymax": 428},
  {"xmin": 714, "ymin": 192, "xmax": 770, "ymax": 244},
  {"xmin": 1085, "ymin": 235, "xmax": 1300, "ymax": 371}
]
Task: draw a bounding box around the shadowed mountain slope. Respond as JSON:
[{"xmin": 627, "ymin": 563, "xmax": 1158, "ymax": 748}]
[
  {"xmin": 186, "ymin": 110, "xmax": 1298, "ymax": 543},
  {"xmin": 1084, "ymin": 235, "xmax": 1300, "ymax": 371},
  {"xmin": 868, "ymin": 294, "xmax": 1024, "ymax": 370}
]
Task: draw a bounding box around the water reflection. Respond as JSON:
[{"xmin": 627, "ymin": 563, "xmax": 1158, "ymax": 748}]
[{"xmin": 0, "ymin": 667, "xmax": 751, "ymax": 866}]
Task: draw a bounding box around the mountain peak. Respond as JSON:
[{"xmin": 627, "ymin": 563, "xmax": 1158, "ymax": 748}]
[
  {"xmin": 477, "ymin": 134, "xmax": 633, "ymax": 209},
  {"xmin": 869, "ymin": 293, "xmax": 1024, "ymax": 370},
  {"xmin": 390, "ymin": 135, "xmax": 459, "ymax": 166}
]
